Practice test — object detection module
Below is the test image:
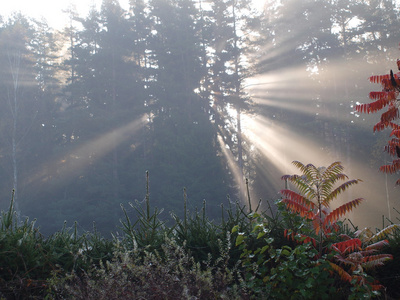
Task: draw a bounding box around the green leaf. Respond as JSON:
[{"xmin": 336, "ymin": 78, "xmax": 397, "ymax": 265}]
[
  {"xmin": 235, "ymin": 235, "xmax": 245, "ymax": 246},
  {"xmin": 257, "ymin": 231, "xmax": 266, "ymax": 239},
  {"xmin": 232, "ymin": 225, "xmax": 239, "ymax": 233}
]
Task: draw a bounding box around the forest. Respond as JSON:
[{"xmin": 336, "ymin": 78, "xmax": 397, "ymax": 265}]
[
  {"xmin": 2, "ymin": 0, "xmax": 400, "ymax": 298},
  {"xmin": 0, "ymin": 0, "xmax": 400, "ymax": 237}
]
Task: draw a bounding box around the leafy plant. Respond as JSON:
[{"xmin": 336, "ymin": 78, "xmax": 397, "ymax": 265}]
[
  {"xmin": 120, "ymin": 171, "xmax": 172, "ymax": 253},
  {"xmin": 233, "ymin": 212, "xmax": 336, "ymax": 299},
  {"xmin": 280, "ymin": 161, "xmax": 363, "ymax": 256},
  {"xmin": 279, "ymin": 161, "xmax": 396, "ymax": 298},
  {"xmin": 0, "ymin": 191, "xmax": 115, "ymax": 299},
  {"xmin": 355, "ymin": 59, "xmax": 400, "ymax": 184},
  {"xmin": 48, "ymin": 236, "xmax": 245, "ymax": 300},
  {"xmin": 328, "ymin": 226, "xmax": 396, "ymax": 299},
  {"xmin": 370, "ymin": 215, "xmax": 400, "ymax": 299}
]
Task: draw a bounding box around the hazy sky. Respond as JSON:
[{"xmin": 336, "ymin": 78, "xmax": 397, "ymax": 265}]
[
  {"xmin": 2, "ymin": 0, "xmax": 265, "ymax": 30},
  {"xmin": 2, "ymin": 0, "xmax": 130, "ymax": 29}
]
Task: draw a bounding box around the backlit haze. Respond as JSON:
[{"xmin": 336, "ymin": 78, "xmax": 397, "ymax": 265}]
[
  {"xmin": 1, "ymin": 0, "xmax": 399, "ymax": 233},
  {"xmin": 2, "ymin": 0, "xmax": 130, "ymax": 29},
  {"xmin": 2, "ymin": 0, "xmax": 265, "ymax": 29}
]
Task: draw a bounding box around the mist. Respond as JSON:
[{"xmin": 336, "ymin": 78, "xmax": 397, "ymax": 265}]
[{"xmin": 0, "ymin": 0, "xmax": 399, "ymax": 236}]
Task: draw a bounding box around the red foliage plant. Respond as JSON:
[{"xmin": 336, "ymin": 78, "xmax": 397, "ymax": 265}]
[
  {"xmin": 281, "ymin": 161, "xmax": 395, "ymax": 293},
  {"xmin": 355, "ymin": 58, "xmax": 400, "ymax": 184},
  {"xmin": 281, "ymin": 161, "xmax": 363, "ymax": 256}
]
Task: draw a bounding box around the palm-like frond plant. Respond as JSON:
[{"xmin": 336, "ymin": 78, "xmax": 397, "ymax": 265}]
[
  {"xmin": 281, "ymin": 161, "xmax": 363, "ymax": 255},
  {"xmin": 329, "ymin": 229, "xmax": 394, "ymax": 293}
]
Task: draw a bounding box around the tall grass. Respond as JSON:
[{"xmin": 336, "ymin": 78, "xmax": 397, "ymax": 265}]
[{"xmin": 0, "ymin": 174, "xmax": 398, "ymax": 299}]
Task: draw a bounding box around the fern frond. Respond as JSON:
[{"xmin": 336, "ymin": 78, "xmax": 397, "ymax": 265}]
[
  {"xmin": 354, "ymin": 227, "xmax": 374, "ymax": 241},
  {"xmin": 281, "ymin": 174, "xmax": 294, "ymax": 181},
  {"xmin": 323, "ymin": 161, "xmax": 344, "ymax": 176},
  {"xmin": 282, "ymin": 175, "xmax": 316, "ymax": 199},
  {"xmin": 373, "ymin": 121, "xmax": 400, "ymax": 132},
  {"xmin": 369, "ymin": 74, "xmax": 390, "ymax": 84},
  {"xmin": 320, "ymin": 173, "xmax": 350, "ymax": 200},
  {"xmin": 327, "ymin": 173, "xmax": 348, "ymax": 183},
  {"xmin": 369, "ymin": 91, "xmax": 388, "ymax": 100},
  {"xmin": 390, "ymin": 129, "xmax": 400, "ymax": 138},
  {"xmin": 331, "ymin": 238, "xmax": 362, "ymax": 254},
  {"xmin": 380, "ymin": 106, "xmax": 399, "ymax": 123},
  {"xmin": 280, "ymin": 189, "xmax": 315, "ymax": 210},
  {"xmin": 384, "ymin": 139, "xmax": 400, "ymax": 156},
  {"xmin": 322, "ymin": 179, "xmax": 362, "ymax": 206},
  {"xmin": 365, "ymin": 239, "xmax": 390, "ymax": 250},
  {"xmin": 324, "ymin": 198, "xmax": 364, "ymax": 226},
  {"xmin": 369, "ymin": 225, "xmax": 400, "ymax": 242},
  {"xmin": 329, "ymin": 262, "xmax": 352, "ymax": 283},
  {"xmin": 370, "ymin": 91, "xmax": 397, "ymax": 101},
  {"xmin": 355, "ymin": 96, "xmax": 393, "ymax": 114},
  {"xmin": 358, "ymin": 249, "xmax": 379, "ymax": 257},
  {"xmin": 282, "ymin": 199, "xmax": 315, "ymax": 219},
  {"xmin": 292, "ymin": 160, "xmax": 307, "ymax": 170},
  {"xmin": 381, "ymin": 77, "xmax": 397, "ymax": 90},
  {"xmin": 284, "ymin": 230, "xmax": 316, "ymax": 247},
  {"xmin": 333, "ymin": 254, "xmax": 357, "ymax": 269},
  {"xmin": 292, "ymin": 161, "xmax": 319, "ymax": 182},
  {"xmin": 386, "ymin": 137, "xmax": 400, "ymax": 147},
  {"xmin": 362, "ymin": 254, "xmax": 393, "ymax": 270},
  {"xmin": 379, "ymin": 159, "xmax": 400, "ymax": 174},
  {"xmin": 373, "ymin": 121, "xmax": 389, "ymax": 132},
  {"xmin": 391, "ymin": 122, "xmax": 400, "ymax": 130}
]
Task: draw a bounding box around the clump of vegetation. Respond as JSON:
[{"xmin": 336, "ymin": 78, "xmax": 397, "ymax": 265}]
[
  {"xmin": 233, "ymin": 161, "xmax": 398, "ymax": 299},
  {"xmin": 0, "ymin": 165, "xmax": 399, "ymax": 299},
  {"xmin": 49, "ymin": 236, "xmax": 243, "ymax": 300}
]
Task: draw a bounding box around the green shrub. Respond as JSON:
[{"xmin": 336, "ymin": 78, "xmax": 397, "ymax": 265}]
[
  {"xmin": 47, "ymin": 236, "xmax": 246, "ymax": 300},
  {"xmin": 233, "ymin": 212, "xmax": 336, "ymax": 299}
]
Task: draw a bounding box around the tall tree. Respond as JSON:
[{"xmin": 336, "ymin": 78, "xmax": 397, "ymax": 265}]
[
  {"xmin": 205, "ymin": 0, "xmax": 259, "ymax": 196},
  {"xmin": 143, "ymin": 0, "xmax": 232, "ymax": 215},
  {"xmin": 0, "ymin": 15, "xmax": 37, "ymax": 212},
  {"xmin": 37, "ymin": 1, "xmax": 148, "ymax": 233}
]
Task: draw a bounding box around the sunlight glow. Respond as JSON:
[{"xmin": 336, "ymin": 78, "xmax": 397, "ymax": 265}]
[
  {"xmin": 26, "ymin": 115, "xmax": 147, "ymax": 186},
  {"xmin": 246, "ymin": 113, "xmax": 397, "ymax": 228},
  {"xmin": 3, "ymin": 0, "xmax": 266, "ymax": 30},
  {"xmin": 245, "ymin": 55, "xmax": 392, "ymax": 125},
  {"xmin": 251, "ymin": 116, "xmax": 333, "ymax": 171},
  {"xmin": 2, "ymin": 0, "xmax": 129, "ymax": 29},
  {"xmin": 217, "ymin": 134, "xmax": 247, "ymax": 199},
  {"xmin": 241, "ymin": 52, "xmax": 400, "ymax": 229}
]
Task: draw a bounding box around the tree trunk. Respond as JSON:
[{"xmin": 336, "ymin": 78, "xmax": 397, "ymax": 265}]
[
  {"xmin": 7, "ymin": 50, "xmax": 21, "ymax": 215},
  {"xmin": 232, "ymin": 0, "xmax": 245, "ymax": 196},
  {"xmin": 111, "ymin": 48, "xmax": 120, "ymax": 200}
]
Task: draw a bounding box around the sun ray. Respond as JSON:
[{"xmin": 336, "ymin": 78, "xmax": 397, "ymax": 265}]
[
  {"xmin": 241, "ymin": 111, "xmax": 399, "ymax": 229},
  {"xmin": 217, "ymin": 134, "xmax": 249, "ymax": 200},
  {"xmin": 24, "ymin": 115, "xmax": 147, "ymax": 187},
  {"xmin": 245, "ymin": 55, "xmax": 394, "ymax": 126}
]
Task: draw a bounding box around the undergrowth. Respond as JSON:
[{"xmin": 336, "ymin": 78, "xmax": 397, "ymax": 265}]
[{"xmin": 0, "ymin": 170, "xmax": 399, "ymax": 299}]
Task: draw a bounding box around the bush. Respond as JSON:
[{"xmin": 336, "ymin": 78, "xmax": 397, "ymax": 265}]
[
  {"xmin": 234, "ymin": 212, "xmax": 336, "ymax": 299},
  {"xmin": 47, "ymin": 236, "xmax": 245, "ymax": 299}
]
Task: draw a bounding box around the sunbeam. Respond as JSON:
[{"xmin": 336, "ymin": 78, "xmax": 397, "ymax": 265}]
[
  {"xmin": 217, "ymin": 134, "xmax": 248, "ymax": 200},
  {"xmin": 250, "ymin": 115, "xmax": 335, "ymax": 172},
  {"xmin": 24, "ymin": 115, "xmax": 147, "ymax": 187},
  {"xmin": 245, "ymin": 55, "xmax": 396, "ymax": 126},
  {"xmin": 242, "ymin": 112, "xmax": 399, "ymax": 229},
  {"xmin": 242, "ymin": 50, "xmax": 400, "ymax": 228}
]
